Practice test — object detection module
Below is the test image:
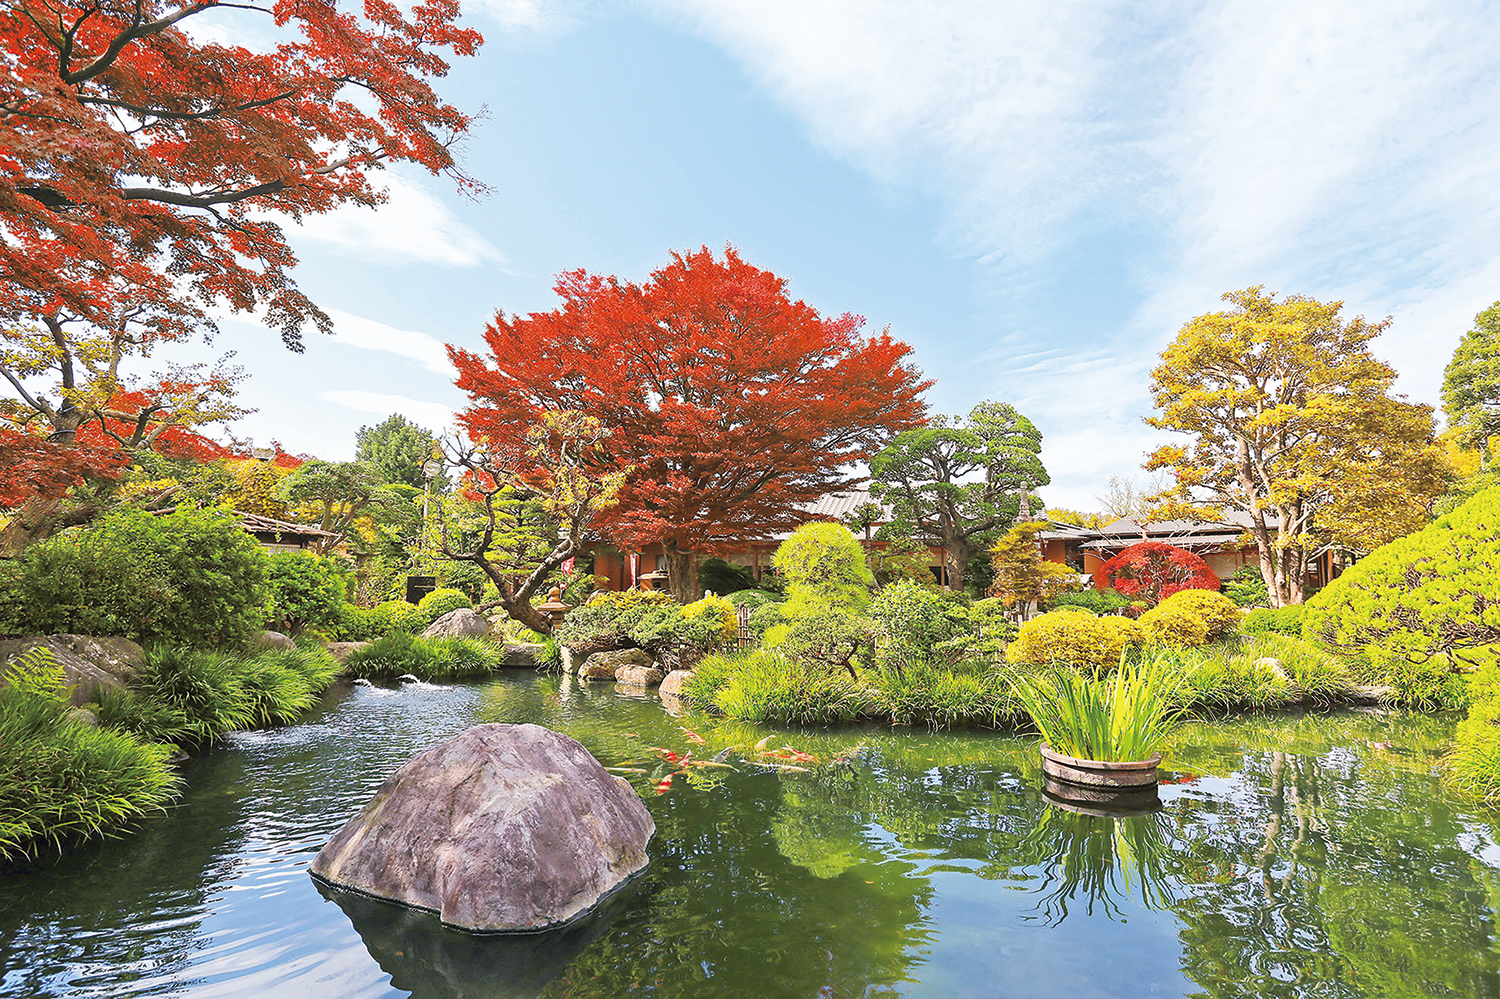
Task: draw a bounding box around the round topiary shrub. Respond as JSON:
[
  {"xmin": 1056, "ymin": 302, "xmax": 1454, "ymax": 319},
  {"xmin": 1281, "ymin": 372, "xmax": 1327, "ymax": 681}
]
[
  {"xmin": 679, "ymin": 594, "xmax": 738, "ymax": 646},
  {"xmin": 773, "ymin": 522, "xmax": 874, "ymax": 618},
  {"xmin": 868, "ymin": 579, "xmax": 951, "ymax": 648},
  {"xmin": 1139, "ymin": 589, "xmax": 1240, "ymax": 646},
  {"xmin": 1008, "ymin": 609, "xmax": 1144, "ymax": 672},
  {"xmin": 1098, "ymin": 541, "xmax": 1220, "ymax": 606},
  {"xmin": 368, "ymin": 600, "xmax": 426, "ymax": 635},
  {"xmin": 1304, "ymin": 485, "xmax": 1500, "ymax": 666},
  {"xmin": 417, "ymin": 587, "xmax": 471, "ymax": 624}
]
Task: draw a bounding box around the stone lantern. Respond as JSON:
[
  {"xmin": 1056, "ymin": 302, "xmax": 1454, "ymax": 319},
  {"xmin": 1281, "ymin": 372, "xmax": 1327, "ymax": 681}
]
[{"xmin": 537, "ymin": 586, "xmax": 572, "ymax": 629}]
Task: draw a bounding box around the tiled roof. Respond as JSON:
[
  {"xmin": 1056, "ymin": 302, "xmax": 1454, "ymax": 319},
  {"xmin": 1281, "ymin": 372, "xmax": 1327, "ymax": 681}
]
[{"xmin": 238, "ymin": 512, "xmax": 338, "ymax": 539}]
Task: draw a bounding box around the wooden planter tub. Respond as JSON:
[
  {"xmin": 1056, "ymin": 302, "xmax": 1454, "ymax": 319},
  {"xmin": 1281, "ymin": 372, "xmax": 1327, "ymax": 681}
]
[{"xmin": 1040, "ymin": 743, "xmax": 1162, "ymax": 812}]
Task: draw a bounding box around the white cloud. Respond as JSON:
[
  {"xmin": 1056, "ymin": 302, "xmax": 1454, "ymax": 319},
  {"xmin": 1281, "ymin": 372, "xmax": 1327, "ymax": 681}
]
[
  {"xmin": 322, "ymin": 391, "xmax": 459, "ymax": 435},
  {"xmin": 325, "ymin": 310, "xmax": 457, "ymax": 377},
  {"xmin": 474, "ymin": 0, "xmax": 591, "ymax": 31},
  {"xmin": 647, "ymin": 0, "xmax": 1500, "ymax": 509},
  {"xmin": 287, "ymin": 172, "xmax": 504, "ymax": 268}
]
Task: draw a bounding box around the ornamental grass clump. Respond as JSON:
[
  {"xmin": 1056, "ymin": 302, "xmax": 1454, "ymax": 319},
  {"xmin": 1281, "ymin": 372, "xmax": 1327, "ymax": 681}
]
[
  {"xmin": 1446, "ymin": 654, "xmax": 1500, "ymax": 803},
  {"xmin": 1009, "ymin": 655, "xmax": 1186, "ymax": 763},
  {"xmin": 0, "ymin": 650, "xmax": 180, "ymax": 861}
]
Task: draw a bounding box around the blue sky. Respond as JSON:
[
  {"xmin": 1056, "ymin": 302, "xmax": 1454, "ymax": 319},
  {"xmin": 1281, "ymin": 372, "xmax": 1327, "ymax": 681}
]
[{"xmin": 182, "ymin": 0, "xmax": 1500, "ymax": 509}]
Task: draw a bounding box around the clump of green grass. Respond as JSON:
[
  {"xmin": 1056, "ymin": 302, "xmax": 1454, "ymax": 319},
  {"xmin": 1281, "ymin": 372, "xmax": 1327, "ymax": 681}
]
[
  {"xmin": 879, "ymin": 659, "xmax": 1014, "ymax": 728},
  {"xmin": 344, "ymin": 633, "xmax": 506, "ymax": 680},
  {"xmin": 1445, "ymin": 653, "xmax": 1500, "ymax": 802},
  {"xmin": 0, "ymin": 651, "xmax": 180, "ymax": 861},
  {"xmin": 1008, "ymin": 653, "xmax": 1186, "ymax": 762},
  {"xmin": 701, "ymin": 649, "xmax": 877, "ymax": 724}
]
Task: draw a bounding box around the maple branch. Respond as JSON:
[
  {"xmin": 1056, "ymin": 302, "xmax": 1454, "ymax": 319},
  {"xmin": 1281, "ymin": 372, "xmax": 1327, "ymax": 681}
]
[
  {"xmin": 77, "ymin": 88, "xmax": 301, "ymax": 121},
  {"xmin": 0, "ymin": 362, "xmax": 52, "ymax": 418},
  {"xmin": 116, "ymin": 152, "xmax": 370, "ymax": 208},
  {"xmin": 64, "ymin": 2, "xmax": 217, "ymax": 85}
]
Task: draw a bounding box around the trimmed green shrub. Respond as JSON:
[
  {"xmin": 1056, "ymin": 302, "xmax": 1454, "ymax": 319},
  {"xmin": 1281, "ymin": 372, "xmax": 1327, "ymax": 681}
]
[
  {"xmin": 679, "ymin": 595, "xmax": 738, "ymax": 646},
  {"xmin": 1305, "ymin": 486, "xmax": 1500, "ymax": 666},
  {"xmin": 556, "ymin": 591, "xmax": 677, "ymax": 654},
  {"xmin": 1447, "ymin": 652, "xmax": 1500, "ymax": 802},
  {"xmin": 367, "ymin": 600, "xmax": 427, "ymax": 636},
  {"xmin": 746, "ymin": 601, "xmax": 787, "ymax": 635},
  {"xmin": 264, "ymin": 551, "xmax": 346, "ymax": 635},
  {"xmin": 1049, "ymin": 589, "xmax": 1131, "ymax": 615},
  {"xmin": 774, "ymin": 522, "xmax": 874, "ymax": 619},
  {"xmin": 0, "ymin": 657, "xmax": 180, "ymax": 860},
  {"xmin": 1223, "ymin": 564, "xmax": 1270, "ymax": 607},
  {"xmin": 698, "ymin": 558, "xmax": 756, "ymax": 595},
  {"xmin": 1138, "ymin": 589, "xmax": 1240, "ymax": 647},
  {"xmin": 1008, "ymin": 609, "xmax": 1143, "ymax": 671},
  {"xmin": 417, "ymin": 587, "xmax": 471, "ymax": 624},
  {"xmin": 332, "ymin": 603, "xmax": 378, "ymax": 642},
  {"xmin": 0, "ymin": 506, "xmax": 268, "ymax": 649},
  {"xmin": 725, "ymin": 589, "xmax": 779, "ymax": 611},
  {"xmin": 1243, "ymin": 605, "xmax": 1307, "ymax": 636},
  {"xmin": 868, "ymin": 580, "xmax": 953, "ymax": 649}
]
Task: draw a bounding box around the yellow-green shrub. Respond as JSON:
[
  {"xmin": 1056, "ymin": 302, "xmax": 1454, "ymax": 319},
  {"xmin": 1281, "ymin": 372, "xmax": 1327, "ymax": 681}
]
[
  {"xmin": 1156, "ymin": 589, "xmax": 1239, "ymax": 639},
  {"xmin": 680, "ymin": 594, "xmax": 737, "ymax": 645},
  {"xmin": 1138, "ymin": 602, "xmax": 1209, "ymax": 647},
  {"xmin": 1008, "ymin": 609, "xmax": 1144, "ymax": 671},
  {"xmin": 1447, "ymin": 650, "xmax": 1500, "ymax": 802}
]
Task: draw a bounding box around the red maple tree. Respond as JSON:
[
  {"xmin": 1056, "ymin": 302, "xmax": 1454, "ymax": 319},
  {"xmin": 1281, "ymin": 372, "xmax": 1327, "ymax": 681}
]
[
  {"xmin": 450, "ymin": 246, "xmax": 931, "ymax": 600},
  {"xmin": 1, "ymin": 0, "xmax": 483, "ymax": 441},
  {"xmin": 1098, "ymin": 541, "xmax": 1221, "ymax": 606}
]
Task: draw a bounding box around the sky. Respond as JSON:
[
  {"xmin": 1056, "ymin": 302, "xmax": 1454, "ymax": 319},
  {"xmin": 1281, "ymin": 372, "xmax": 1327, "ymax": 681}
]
[{"xmin": 173, "ymin": 0, "xmax": 1500, "ymax": 510}]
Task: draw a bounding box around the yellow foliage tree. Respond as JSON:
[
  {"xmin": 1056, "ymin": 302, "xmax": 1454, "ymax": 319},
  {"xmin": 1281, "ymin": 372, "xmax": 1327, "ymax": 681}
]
[
  {"xmin": 220, "ymin": 458, "xmax": 292, "ymax": 518},
  {"xmin": 989, "ymin": 521, "xmax": 1078, "ymax": 612},
  {"xmin": 1146, "ymin": 288, "xmax": 1451, "ymax": 607}
]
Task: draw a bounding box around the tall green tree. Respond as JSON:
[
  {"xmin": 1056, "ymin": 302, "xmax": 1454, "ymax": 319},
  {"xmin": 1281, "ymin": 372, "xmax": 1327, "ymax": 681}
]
[
  {"xmin": 1441, "ymin": 301, "xmax": 1500, "ymax": 462},
  {"xmin": 1147, "ymin": 287, "xmax": 1449, "ymax": 607},
  {"xmin": 870, "ymin": 400, "xmax": 1047, "ymax": 593},
  {"xmin": 355, "ymin": 414, "xmax": 447, "ymax": 490},
  {"xmin": 278, "ymin": 460, "xmax": 397, "ymax": 555}
]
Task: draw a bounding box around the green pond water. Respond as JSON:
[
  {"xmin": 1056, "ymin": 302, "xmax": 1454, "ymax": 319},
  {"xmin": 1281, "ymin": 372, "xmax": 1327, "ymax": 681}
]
[{"xmin": 3, "ymin": 672, "xmax": 1499, "ymax": 998}]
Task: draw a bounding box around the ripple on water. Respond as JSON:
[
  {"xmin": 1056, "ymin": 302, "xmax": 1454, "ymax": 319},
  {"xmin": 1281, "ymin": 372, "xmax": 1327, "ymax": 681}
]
[{"xmin": 2, "ymin": 677, "xmax": 1496, "ymax": 999}]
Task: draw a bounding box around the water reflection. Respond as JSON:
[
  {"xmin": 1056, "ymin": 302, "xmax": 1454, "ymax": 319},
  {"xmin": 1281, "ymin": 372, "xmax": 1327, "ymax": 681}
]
[
  {"xmin": 4, "ymin": 678, "xmax": 1500, "ymax": 999},
  {"xmin": 1022, "ymin": 808, "xmax": 1181, "ymax": 924}
]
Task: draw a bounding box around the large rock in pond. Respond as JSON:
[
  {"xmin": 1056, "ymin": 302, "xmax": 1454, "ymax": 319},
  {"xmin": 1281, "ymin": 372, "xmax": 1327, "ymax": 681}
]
[
  {"xmin": 658, "ymin": 669, "xmax": 693, "ymax": 699},
  {"xmin": 310, "ymin": 723, "xmax": 654, "ymax": 932},
  {"xmin": 615, "ymin": 664, "xmax": 664, "ymax": 686},
  {"xmin": 579, "ymin": 649, "xmax": 653, "ymax": 681},
  {"xmin": 501, "ymin": 643, "xmax": 545, "ymax": 668},
  {"xmin": 422, "ymin": 608, "xmax": 492, "ymax": 640},
  {"xmin": 0, "ymin": 635, "xmax": 144, "ymax": 706}
]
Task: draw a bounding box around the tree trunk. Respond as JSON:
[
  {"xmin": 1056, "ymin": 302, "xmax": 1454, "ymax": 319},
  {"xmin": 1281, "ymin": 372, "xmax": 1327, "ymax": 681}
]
[{"xmin": 663, "ymin": 540, "xmax": 699, "ymax": 603}]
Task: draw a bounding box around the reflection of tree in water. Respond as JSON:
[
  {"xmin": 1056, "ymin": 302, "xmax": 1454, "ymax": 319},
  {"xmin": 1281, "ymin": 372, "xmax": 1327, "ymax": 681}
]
[
  {"xmin": 1021, "ymin": 807, "xmax": 1181, "ymax": 925},
  {"xmin": 1166, "ymin": 714, "xmax": 1500, "ymax": 999},
  {"xmin": 539, "ymin": 773, "xmax": 935, "ymax": 999}
]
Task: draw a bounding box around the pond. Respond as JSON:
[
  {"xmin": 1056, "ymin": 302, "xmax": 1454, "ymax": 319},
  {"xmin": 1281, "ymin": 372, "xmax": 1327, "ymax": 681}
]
[{"xmin": 3, "ymin": 673, "xmax": 1498, "ymax": 998}]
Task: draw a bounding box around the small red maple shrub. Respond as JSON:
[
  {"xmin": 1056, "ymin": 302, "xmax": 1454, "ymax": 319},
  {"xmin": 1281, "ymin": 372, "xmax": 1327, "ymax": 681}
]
[{"xmin": 1098, "ymin": 541, "xmax": 1220, "ymax": 606}]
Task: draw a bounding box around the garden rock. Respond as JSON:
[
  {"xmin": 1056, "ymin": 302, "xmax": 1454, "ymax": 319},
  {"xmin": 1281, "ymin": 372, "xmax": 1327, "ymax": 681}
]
[
  {"xmin": 1254, "ymin": 657, "xmax": 1290, "ymax": 682},
  {"xmin": 580, "ymin": 649, "xmax": 654, "ymax": 681},
  {"xmin": 422, "ymin": 608, "xmax": 492, "ymax": 640},
  {"xmin": 325, "ymin": 642, "xmax": 371, "ymax": 664},
  {"xmin": 658, "ymin": 669, "xmax": 693, "ymax": 698},
  {"xmin": 0, "ymin": 635, "xmax": 144, "ymax": 706},
  {"xmin": 256, "ymin": 631, "xmax": 297, "ymax": 651},
  {"xmin": 310, "ymin": 723, "xmax": 654, "ymax": 932},
  {"xmin": 615, "ymin": 665, "xmax": 665, "ymax": 686},
  {"xmin": 502, "ymin": 643, "xmax": 545, "ymax": 668}
]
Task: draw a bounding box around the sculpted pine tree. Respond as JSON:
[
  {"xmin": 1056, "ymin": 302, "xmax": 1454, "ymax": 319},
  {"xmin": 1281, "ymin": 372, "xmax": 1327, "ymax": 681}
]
[
  {"xmin": 0, "ymin": 0, "xmax": 482, "ymax": 448},
  {"xmin": 450, "ymin": 246, "xmax": 929, "ymax": 602},
  {"xmin": 1147, "ymin": 287, "xmax": 1449, "ymax": 607},
  {"xmin": 870, "ymin": 401, "xmax": 1048, "ymax": 592},
  {"xmin": 439, "ymin": 411, "xmax": 627, "ymax": 634}
]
